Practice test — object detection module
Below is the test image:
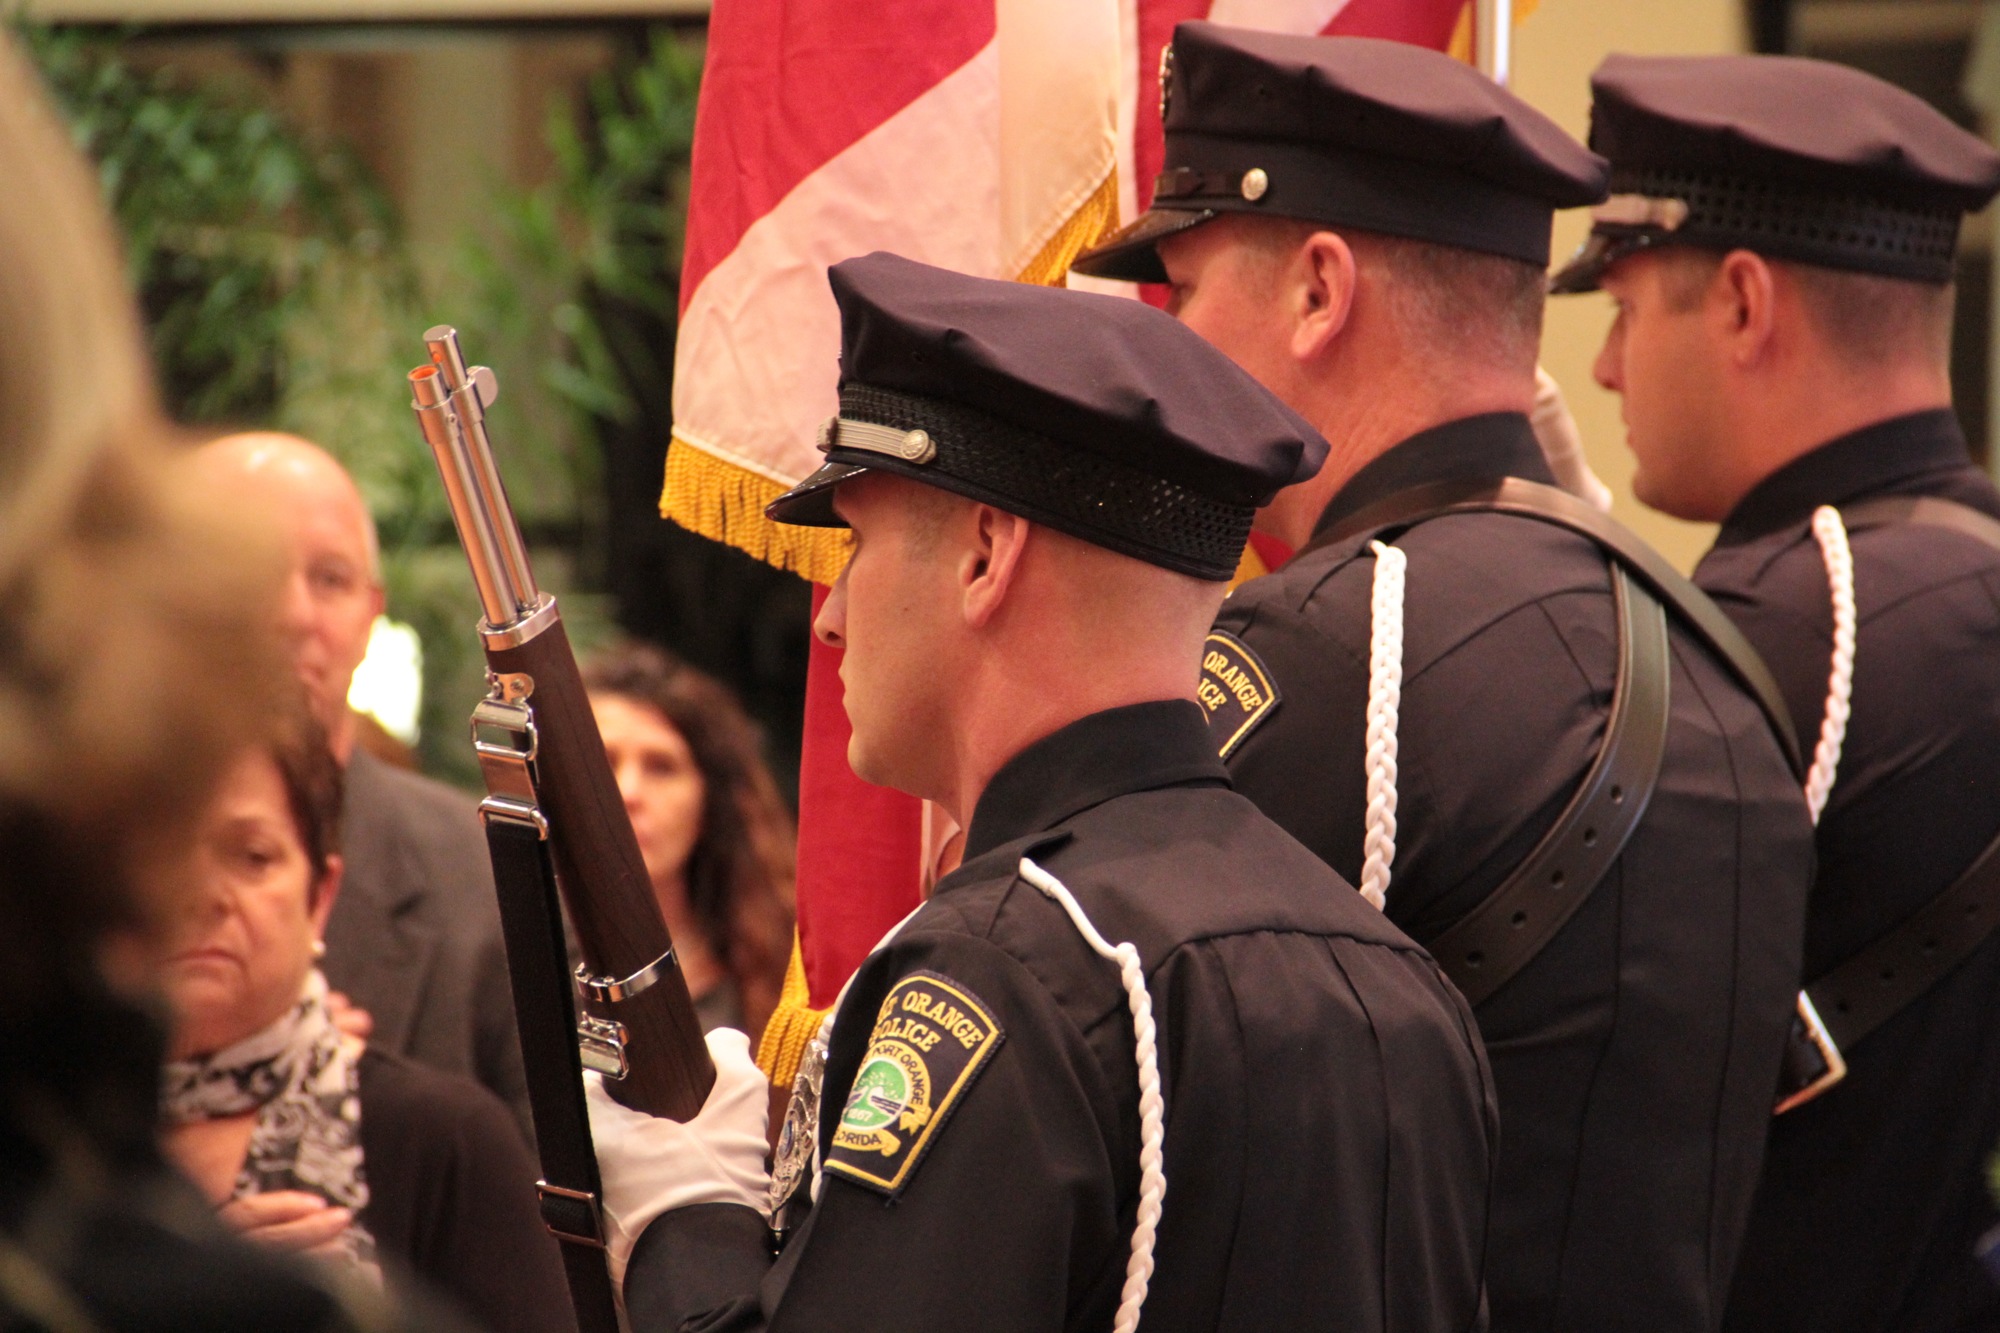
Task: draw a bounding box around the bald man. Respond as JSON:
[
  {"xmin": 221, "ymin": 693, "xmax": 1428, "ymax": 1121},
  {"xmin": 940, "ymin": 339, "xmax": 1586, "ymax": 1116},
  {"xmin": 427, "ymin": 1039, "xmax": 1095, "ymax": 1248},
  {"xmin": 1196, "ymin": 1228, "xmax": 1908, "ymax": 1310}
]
[{"xmin": 193, "ymin": 433, "xmax": 530, "ymax": 1135}]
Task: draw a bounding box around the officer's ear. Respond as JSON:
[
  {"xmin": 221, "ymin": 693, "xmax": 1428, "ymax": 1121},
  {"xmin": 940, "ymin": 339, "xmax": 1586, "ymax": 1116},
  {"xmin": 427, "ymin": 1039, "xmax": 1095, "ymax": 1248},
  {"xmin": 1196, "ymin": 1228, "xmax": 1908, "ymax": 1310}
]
[
  {"xmin": 1290, "ymin": 229, "xmax": 1356, "ymax": 364},
  {"xmin": 1713, "ymin": 248, "xmax": 1779, "ymax": 369},
  {"xmin": 959, "ymin": 503, "xmax": 1030, "ymax": 630}
]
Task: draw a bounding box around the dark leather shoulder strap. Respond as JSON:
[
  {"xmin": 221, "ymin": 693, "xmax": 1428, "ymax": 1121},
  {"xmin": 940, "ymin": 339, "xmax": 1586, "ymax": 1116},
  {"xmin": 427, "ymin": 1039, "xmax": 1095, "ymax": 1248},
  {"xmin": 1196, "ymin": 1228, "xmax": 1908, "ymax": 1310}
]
[
  {"xmin": 1313, "ymin": 476, "xmax": 1805, "ymax": 778},
  {"xmin": 1430, "ymin": 566, "xmax": 1672, "ymax": 1006},
  {"xmin": 1808, "ymin": 824, "xmax": 2000, "ymax": 1052},
  {"xmin": 1840, "ymin": 493, "xmax": 2000, "ymax": 553}
]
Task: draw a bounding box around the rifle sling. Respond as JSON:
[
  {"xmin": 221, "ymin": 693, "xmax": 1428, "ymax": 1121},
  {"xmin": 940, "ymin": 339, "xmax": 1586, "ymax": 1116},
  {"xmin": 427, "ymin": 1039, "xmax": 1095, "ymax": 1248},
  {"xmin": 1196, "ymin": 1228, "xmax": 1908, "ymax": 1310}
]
[
  {"xmin": 1796, "ymin": 493, "xmax": 2000, "ymax": 1057},
  {"xmin": 484, "ymin": 816, "xmax": 622, "ymax": 1333}
]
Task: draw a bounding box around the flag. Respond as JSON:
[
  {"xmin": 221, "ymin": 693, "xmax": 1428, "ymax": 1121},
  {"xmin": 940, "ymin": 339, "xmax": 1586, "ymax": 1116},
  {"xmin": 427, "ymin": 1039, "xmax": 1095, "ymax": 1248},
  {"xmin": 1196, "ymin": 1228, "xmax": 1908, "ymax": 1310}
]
[
  {"xmin": 666, "ymin": 0, "xmax": 1126, "ymax": 1083},
  {"xmin": 664, "ymin": 0, "xmax": 1531, "ymax": 1087}
]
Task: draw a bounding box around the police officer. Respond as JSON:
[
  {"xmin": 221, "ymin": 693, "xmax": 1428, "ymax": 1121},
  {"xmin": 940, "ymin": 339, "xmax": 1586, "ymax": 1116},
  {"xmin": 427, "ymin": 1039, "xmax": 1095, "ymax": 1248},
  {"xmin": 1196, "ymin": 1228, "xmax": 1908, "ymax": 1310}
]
[
  {"xmin": 585, "ymin": 251, "xmax": 1497, "ymax": 1332},
  {"xmin": 1073, "ymin": 26, "xmax": 1815, "ymax": 1332},
  {"xmin": 1562, "ymin": 53, "xmax": 2000, "ymax": 1333}
]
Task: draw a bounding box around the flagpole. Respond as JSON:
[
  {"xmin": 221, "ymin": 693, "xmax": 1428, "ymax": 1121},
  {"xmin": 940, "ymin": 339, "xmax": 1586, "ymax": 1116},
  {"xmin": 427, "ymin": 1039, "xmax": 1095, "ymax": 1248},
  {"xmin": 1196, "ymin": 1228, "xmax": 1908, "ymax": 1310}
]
[{"xmin": 1475, "ymin": 0, "xmax": 1513, "ymax": 86}]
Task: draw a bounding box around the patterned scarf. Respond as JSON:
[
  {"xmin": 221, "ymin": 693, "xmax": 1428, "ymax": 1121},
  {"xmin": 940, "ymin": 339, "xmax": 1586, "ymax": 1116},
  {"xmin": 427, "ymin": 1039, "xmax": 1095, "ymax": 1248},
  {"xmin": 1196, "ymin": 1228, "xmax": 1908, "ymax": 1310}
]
[{"xmin": 161, "ymin": 969, "xmax": 375, "ymax": 1273}]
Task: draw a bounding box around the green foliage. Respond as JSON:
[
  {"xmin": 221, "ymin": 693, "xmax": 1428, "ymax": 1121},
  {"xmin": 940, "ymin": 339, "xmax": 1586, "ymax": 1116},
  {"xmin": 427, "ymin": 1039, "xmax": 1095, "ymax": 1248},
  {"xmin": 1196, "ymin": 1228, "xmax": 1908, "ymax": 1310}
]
[
  {"xmin": 19, "ymin": 22, "xmax": 703, "ymax": 786},
  {"xmin": 23, "ymin": 23, "xmax": 404, "ymax": 423}
]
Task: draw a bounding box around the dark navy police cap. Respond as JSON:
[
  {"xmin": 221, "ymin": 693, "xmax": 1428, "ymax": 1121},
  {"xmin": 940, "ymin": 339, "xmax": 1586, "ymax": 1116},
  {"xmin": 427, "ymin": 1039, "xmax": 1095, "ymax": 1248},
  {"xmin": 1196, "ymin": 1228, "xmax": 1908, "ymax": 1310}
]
[
  {"xmin": 1071, "ymin": 22, "xmax": 1608, "ymax": 284},
  {"xmin": 764, "ymin": 252, "xmax": 1329, "ymax": 582},
  {"xmin": 1551, "ymin": 53, "xmax": 2000, "ymax": 293}
]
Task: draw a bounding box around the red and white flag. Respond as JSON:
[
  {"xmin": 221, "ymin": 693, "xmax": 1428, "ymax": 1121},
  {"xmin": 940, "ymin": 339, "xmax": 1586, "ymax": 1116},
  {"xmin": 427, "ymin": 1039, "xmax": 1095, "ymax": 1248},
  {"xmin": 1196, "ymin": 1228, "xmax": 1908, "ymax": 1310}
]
[{"xmin": 663, "ymin": 0, "xmax": 1523, "ymax": 1085}]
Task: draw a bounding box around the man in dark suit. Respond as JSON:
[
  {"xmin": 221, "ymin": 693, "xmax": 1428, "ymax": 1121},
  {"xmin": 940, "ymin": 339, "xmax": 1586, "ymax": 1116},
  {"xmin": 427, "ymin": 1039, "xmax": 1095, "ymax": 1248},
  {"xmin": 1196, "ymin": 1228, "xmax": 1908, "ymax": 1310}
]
[
  {"xmin": 194, "ymin": 433, "xmax": 529, "ymax": 1135},
  {"xmin": 1565, "ymin": 54, "xmax": 2000, "ymax": 1333},
  {"xmin": 1074, "ymin": 27, "xmax": 1816, "ymax": 1332}
]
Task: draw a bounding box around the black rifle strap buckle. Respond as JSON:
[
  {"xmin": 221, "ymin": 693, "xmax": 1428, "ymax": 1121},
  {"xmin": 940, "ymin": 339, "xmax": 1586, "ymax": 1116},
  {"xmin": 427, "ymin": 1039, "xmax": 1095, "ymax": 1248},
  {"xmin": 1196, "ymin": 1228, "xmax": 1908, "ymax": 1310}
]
[{"xmin": 536, "ymin": 1181, "xmax": 608, "ymax": 1249}]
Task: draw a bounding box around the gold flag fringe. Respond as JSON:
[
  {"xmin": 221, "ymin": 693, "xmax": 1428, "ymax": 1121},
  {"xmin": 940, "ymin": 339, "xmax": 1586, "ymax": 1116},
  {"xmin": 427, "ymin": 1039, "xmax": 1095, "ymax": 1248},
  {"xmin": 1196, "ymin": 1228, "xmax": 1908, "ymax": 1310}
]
[
  {"xmin": 756, "ymin": 929, "xmax": 830, "ymax": 1090},
  {"xmin": 1014, "ymin": 168, "xmax": 1121, "ymax": 288},
  {"xmin": 660, "ymin": 438, "xmax": 853, "ymax": 587}
]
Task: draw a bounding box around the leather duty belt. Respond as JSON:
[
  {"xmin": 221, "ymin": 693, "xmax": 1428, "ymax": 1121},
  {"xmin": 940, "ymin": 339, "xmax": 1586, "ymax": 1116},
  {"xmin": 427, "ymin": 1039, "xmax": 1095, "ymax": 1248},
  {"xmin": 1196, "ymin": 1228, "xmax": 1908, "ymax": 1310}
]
[
  {"xmin": 1775, "ymin": 491, "xmax": 2000, "ymax": 1113},
  {"xmin": 1315, "ymin": 480, "xmax": 1679, "ymax": 1007}
]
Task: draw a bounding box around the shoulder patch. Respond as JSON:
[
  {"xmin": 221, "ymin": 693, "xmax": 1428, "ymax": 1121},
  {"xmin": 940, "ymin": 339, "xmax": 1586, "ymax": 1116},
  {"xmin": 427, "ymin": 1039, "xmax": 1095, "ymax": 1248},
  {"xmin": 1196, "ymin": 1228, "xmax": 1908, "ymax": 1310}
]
[
  {"xmin": 823, "ymin": 971, "xmax": 1004, "ymax": 1197},
  {"xmin": 1198, "ymin": 629, "xmax": 1281, "ymax": 759}
]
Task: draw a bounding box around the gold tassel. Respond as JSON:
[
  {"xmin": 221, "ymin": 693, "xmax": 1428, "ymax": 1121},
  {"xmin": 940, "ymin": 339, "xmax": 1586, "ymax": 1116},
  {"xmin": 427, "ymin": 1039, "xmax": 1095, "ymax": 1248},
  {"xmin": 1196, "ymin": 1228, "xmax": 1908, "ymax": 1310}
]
[
  {"xmin": 756, "ymin": 931, "xmax": 831, "ymax": 1090},
  {"xmin": 1015, "ymin": 169, "xmax": 1121, "ymax": 288},
  {"xmin": 660, "ymin": 438, "xmax": 853, "ymax": 587}
]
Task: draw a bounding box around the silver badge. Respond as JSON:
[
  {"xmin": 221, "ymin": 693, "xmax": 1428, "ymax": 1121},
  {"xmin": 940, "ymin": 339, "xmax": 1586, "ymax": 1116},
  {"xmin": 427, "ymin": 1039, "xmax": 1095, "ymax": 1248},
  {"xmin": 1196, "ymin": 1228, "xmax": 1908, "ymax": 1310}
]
[
  {"xmin": 767, "ymin": 1028, "xmax": 830, "ymax": 1216},
  {"xmin": 1158, "ymin": 43, "xmax": 1175, "ymax": 122}
]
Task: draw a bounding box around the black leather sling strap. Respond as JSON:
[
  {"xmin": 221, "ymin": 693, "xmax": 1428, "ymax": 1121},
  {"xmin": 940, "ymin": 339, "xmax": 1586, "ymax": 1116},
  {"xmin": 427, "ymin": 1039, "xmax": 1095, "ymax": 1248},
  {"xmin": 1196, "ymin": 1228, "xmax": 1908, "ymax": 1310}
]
[
  {"xmin": 1778, "ymin": 493, "xmax": 2000, "ymax": 1094},
  {"xmin": 1433, "ymin": 567, "xmax": 1670, "ymax": 1006},
  {"xmin": 1314, "ymin": 476, "xmax": 1806, "ymax": 777},
  {"xmin": 1306, "ymin": 479, "xmax": 1677, "ymax": 1006},
  {"xmin": 484, "ymin": 817, "xmax": 621, "ymax": 1333}
]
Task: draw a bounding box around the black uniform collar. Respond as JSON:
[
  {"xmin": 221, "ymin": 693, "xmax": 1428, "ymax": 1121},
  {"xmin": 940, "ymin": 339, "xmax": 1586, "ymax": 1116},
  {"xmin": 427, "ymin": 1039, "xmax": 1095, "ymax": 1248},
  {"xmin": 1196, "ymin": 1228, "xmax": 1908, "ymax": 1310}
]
[
  {"xmin": 1716, "ymin": 409, "xmax": 1970, "ymax": 545},
  {"xmin": 961, "ymin": 700, "xmax": 1229, "ymax": 862},
  {"xmin": 1312, "ymin": 412, "xmax": 1556, "ymax": 539}
]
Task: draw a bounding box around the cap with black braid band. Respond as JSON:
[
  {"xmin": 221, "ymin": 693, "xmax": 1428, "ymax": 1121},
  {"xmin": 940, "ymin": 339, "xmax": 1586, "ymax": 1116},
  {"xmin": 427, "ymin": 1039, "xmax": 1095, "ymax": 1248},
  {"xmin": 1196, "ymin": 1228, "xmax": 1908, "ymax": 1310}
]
[{"xmin": 777, "ymin": 383, "xmax": 1256, "ymax": 582}]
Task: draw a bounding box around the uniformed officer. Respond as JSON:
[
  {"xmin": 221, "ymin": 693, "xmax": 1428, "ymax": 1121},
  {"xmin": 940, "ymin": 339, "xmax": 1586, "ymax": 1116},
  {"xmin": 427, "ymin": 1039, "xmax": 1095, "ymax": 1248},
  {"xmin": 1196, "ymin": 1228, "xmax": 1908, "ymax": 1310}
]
[
  {"xmin": 1073, "ymin": 26, "xmax": 1816, "ymax": 1332},
  {"xmin": 585, "ymin": 251, "xmax": 1498, "ymax": 1332},
  {"xmin": 1562, "ymin": 53, "xmax": 2000, "ymax": 1333}
]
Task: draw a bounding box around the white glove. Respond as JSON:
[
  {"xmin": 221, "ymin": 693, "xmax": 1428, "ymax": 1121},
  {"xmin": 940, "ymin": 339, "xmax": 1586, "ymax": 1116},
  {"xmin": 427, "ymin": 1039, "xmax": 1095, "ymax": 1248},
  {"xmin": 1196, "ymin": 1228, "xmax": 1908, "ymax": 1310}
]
[
  {"xmin": 586, "ymin": 1027, "xmax": 773, "ymax": 1289},
  {"xmin": 1531, "ymin": 366, "xmax": 1615, "ymax": 513}
]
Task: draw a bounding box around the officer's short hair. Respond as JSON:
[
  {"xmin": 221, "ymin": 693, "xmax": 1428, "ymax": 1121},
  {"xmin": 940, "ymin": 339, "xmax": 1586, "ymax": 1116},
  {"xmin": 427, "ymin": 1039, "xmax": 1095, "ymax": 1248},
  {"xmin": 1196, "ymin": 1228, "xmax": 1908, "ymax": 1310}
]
[
  {"xmin": 1241, "ymin": 216, "xmax": 1545, "ymax": 374},
  {"xmin": 1656, "ymin": 248, "xmax": 1953, "ymax": 370}
]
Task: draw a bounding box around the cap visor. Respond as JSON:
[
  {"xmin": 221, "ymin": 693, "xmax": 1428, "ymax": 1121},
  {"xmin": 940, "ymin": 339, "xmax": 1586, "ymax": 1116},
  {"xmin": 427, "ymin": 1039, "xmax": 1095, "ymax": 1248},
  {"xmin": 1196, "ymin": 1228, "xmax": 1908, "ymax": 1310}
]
[
  {"xmin": 1549, "ymin": 232, "xmax": 1638, "ymax": 295},
  {"xmin": 765, "ymin": 460, "xmax": 871, "ymax": 527},
  {"xmin": 1070, "ymin": 208, "xmax": 1217, "ymax": 283}
]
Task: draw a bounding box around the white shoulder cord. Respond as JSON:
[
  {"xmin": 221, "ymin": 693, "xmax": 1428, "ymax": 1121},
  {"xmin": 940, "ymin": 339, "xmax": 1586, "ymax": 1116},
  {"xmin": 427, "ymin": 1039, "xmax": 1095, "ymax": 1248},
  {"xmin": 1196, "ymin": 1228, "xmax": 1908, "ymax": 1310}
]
[
  {"xmin": 1804, "ymin": 505, "xmax": 1856, "ymax": 826},
  {"xmin": 1017, "ymin": 856, "xmax": 1165, "ymax": 1333},
  {"xmin": 1360, "ymin": 539, "xmax": 1408, "ymax": 911}
]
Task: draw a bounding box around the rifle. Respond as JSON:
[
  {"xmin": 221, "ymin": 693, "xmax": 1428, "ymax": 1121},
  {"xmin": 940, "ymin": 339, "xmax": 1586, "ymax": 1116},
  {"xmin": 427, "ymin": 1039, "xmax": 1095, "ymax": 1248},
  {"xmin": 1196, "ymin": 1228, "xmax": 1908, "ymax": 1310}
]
[{"xmin": 409, "ymin": 326, "xmax": 715, "ymax": 1329}]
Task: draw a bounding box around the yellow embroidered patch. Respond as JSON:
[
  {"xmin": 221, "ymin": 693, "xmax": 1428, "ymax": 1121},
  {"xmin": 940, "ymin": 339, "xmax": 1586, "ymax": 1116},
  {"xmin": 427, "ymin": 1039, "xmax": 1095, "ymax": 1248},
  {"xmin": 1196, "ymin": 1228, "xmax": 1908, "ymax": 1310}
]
[
  {"xmin": 1198, "ymin": 629, "xmax": 1281, "ymax": 759},
  {"xmin": 823, "ymin": 971, "xmax": 1004, "ymax": 1197}
]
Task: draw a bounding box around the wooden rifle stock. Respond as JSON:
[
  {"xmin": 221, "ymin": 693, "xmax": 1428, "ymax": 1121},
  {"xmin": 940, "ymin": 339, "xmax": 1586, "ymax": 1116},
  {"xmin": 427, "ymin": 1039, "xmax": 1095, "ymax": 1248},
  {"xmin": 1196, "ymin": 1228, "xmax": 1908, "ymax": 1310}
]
[{"xmin": 409, "ymin": 326, "xmax": 714, "ymax": 1121}]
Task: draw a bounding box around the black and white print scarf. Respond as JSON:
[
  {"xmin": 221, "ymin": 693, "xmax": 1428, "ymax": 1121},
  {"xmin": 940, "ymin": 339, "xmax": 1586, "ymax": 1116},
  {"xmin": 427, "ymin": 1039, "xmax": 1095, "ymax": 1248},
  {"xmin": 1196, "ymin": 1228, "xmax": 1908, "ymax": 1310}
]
[{"xmin": 161, "ymin": 969, "xmax": 376, "ymax": 1274}]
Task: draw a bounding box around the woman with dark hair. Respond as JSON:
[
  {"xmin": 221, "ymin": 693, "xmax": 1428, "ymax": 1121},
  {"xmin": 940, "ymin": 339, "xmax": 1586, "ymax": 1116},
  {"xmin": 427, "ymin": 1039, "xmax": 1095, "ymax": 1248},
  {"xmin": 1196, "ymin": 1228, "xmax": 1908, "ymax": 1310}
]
[
  {"xmin": 155, "ymin": 713, "xmax": 575, "ymax": 1333},
  {"xmin": 583, "ymin": 642, "xmax": 795, "ymax": 1039}
]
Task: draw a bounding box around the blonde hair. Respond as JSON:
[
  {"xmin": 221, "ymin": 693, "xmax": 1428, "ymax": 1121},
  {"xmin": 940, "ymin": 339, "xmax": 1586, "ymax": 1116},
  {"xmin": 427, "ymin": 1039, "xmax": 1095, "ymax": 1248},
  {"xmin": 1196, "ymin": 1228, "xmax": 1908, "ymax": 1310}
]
[{"xmin": 0, "ymin": 32, "xmax": 282, "ymax": 967}]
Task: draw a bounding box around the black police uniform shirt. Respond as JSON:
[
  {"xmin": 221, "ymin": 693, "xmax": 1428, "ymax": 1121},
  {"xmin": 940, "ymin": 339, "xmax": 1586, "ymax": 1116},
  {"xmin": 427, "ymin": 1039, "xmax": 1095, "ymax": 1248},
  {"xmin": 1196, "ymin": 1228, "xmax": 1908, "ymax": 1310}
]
[
  {"xmin": 1699, "ymin": 410, "xmax": 2000, "ymax": 1333},
  {"xmin": 1213, "ymin": 413, "xmax": 1814, "ymax": 1333},
  {"xmin": 621, "ymin": 701, "xmax": 1497, "ymax": 1333}
]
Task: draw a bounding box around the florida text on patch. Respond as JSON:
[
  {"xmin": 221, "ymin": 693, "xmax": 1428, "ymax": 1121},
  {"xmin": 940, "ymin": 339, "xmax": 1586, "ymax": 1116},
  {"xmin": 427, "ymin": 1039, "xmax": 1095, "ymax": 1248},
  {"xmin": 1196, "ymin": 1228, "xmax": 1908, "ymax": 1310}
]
[
  {"xmin": 824, "ymin": 971, "xmax": 1005, "ymax": 1196},
  {"xmin": 1199, "ymin": 630, "xmax": 1281, "ymax": 759}
]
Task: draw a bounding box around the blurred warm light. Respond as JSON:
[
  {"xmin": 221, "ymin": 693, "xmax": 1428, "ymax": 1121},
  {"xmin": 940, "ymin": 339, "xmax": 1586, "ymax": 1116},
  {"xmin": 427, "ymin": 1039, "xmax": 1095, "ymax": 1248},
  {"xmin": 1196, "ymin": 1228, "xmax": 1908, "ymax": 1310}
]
[{"xmin": 348, "ymin": 615, "xmax": 423, "ymax": 745}]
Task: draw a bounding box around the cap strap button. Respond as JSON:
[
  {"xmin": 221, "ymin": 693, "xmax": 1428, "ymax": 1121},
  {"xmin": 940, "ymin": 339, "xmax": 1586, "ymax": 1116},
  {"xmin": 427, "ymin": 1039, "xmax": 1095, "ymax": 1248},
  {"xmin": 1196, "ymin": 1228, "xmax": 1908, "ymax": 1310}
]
[{"xmin": 1241, "ymin": 168, "xmax": 1269, "ymax": 202}]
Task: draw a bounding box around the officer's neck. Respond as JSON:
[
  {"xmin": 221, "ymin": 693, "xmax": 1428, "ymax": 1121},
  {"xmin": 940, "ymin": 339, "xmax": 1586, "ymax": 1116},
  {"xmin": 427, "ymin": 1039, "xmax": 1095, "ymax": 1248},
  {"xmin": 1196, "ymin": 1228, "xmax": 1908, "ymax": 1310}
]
[
  {"xmin": 1257, "ymin": 364, "xmax": 1533, "ymax": 550},
  {"xmin": 1706, "ymin": 354, "xmax": 1953, "ymax": 521},
  {"xmin": 927, "ymin": 545, "xmax": 1222, "ymax": 831}
]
